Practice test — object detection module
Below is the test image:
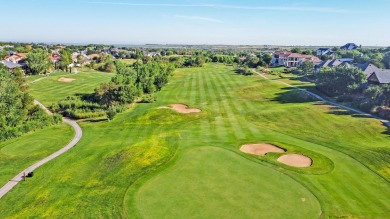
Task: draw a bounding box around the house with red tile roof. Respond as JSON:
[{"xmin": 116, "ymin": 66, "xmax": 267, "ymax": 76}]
[{"xmin": 4, "ymin": 53, "xmax": 27, "ymax": 63}]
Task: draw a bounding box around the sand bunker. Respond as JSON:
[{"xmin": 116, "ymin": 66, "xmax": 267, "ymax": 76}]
[
  {"xmin": 240, "ymin": 143, "xmax": 285, "ymax": 156},
  {"xmin": 160, "ymin": 104, "xmax": 201, "ymax": 114},
  {"xmin": 277, "ymin": 154, "xmax": 312, "ymax": 167},
  {"xmin": 58, "ymin": 77, "xmax": 75, "ymax": 82}
]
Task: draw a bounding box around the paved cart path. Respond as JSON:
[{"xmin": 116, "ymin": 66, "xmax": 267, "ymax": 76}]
[
  {"xmin": 0, "ymin": 100, "xmax": 82, "ymax": 199},
  {"xmin": 254, "ymin": 70, "xmax": 390, "ymax": 128}
]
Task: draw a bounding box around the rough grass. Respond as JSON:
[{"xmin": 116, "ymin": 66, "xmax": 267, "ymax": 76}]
[
  {"xmin": 118, "ymin": 59, "xmax": 137, "ymax": 65},
  {"xmin": 0, "ymin": 64, "xmax": 389, "ymax": 218},
  {"xmin": 0, "ymin": 123, "xmax": 74, "ymax": 187},
  {"xmin": 27, "ymin": 69, "xmax": 113, "ymax": 106}
]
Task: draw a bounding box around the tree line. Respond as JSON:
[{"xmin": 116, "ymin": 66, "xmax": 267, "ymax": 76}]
[
  {"xmin": 0, "ymin": 65, "xmax": 61, "ymax": 141},
  {"xmin": 51, "ymin": 60, "xmax": 175, "ymax": 120},
  {"xmin": 314, "ymin": 66, "xmax": 390, "ymax": 119}
]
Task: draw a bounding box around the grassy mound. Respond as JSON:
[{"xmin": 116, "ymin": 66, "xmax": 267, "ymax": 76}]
[{"xmin": 129, "ymin": 147, "xmax": 321, "ymax": 219}]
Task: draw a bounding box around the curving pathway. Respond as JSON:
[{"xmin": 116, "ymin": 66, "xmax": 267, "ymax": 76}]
[
  {"xmin": 0, "ymin": 100, "xmax": 82, "ymax": 199},
  {"xmin": 254, "ymin": 70, "xmax": 390, "ymax": 128}
]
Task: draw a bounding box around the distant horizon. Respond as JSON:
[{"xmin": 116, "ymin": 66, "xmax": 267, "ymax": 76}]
[{"xmin": 0, "ymin": 40, "xmax": 387, "ymax": 48}]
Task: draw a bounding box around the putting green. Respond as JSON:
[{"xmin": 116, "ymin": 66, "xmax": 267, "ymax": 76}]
[{"xmin": 130, "ymin": 147, "xmax": 321, "ymax": 219}]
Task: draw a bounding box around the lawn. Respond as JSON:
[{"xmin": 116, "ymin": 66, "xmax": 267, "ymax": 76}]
[
  {"xmin": 130, "ymin": 147, "xmax": 321, "ymax": 219},
  {"xmin": 0, "ymin": 63, "xmax": 389, "ymax": 218},
  {"xmin": 118, "ymin": 59, "xmax": 137, "ymax": 65},
  {"xmin": 0, "ymin": 123, "xmax": 74, "ymax": 188},
  {"xmin": 27, "ymin": 69, "xmax": 113, "ymax": 106}
]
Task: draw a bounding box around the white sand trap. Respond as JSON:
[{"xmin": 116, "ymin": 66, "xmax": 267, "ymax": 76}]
[
  {"xmin": 240, "ymin": 144, "xmax": 285, "ymax": 156},
  {"xmin": 58, "ymin": 77, "xmax": 75, "ymax": 82},
  {"xmin": 277, "ymin": 154, "xmax": 312, "ymax": 167},
  {"xmin": 160, "ymin": 104, "xmax": 201, "ymax": 114}
]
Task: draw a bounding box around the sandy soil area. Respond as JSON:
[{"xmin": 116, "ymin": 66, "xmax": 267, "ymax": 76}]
[
  {"xmin": 160, "ymin": 104, "xmax": 201, "ymax": 114},
  {"xmin": 240, "ymin": 144, "xmax": 285, "ymax": 156},
  {"xmin": 58, "ymin": 77, "xmax": 75, "ymax": 82},
  {"xmin": 277, "ymin": 154, "xmax": 312, "ymax": 167}
]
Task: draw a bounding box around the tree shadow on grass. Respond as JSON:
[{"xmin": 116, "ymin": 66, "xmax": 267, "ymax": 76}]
[
  {"xmin": 272, "ymin": 87, "xmax": 319, "ymax": 104},
  {"xmin": 273, "ymin": 88, "xmax": 390, "ymax": 136},
  {"xmin": 314, "ymin": 102, "xmax": 390, "ymax": 136},
  {"xmin": 83, "ymin": 118, "xmax": 107, "ymax": 123},
  {"xmin": 74, "ymin": 93, "xmax": 96, "ymax": 102}
]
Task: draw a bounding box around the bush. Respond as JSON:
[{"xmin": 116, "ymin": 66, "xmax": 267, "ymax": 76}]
[
  {"xmin": 54, "ymin": 96, "xmax": 107, "ymax": 119},
  {"xmin": 336, "ymin": 95, "xmax": 354, "ymax": 102},
  {"xmin": 139, "ymin": 94, "xmax": 156, "ymax": 103},
  {"xmin": 236, "ymin": 67, "xmax": 253, "ymax": 76},
  {"xmin": 374, "ymin": 106, "xmax": 390, "ymax": 119}
]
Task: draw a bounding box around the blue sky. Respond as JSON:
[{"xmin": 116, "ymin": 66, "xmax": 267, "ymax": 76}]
[{"xmin": 1, "ymin": 0, "xmax": 389, "ymax": 46}]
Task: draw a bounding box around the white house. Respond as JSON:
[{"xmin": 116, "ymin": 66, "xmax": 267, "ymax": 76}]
[{"xmin": 272, "ymin": 52, "xmax": 322, "ymax": 68}]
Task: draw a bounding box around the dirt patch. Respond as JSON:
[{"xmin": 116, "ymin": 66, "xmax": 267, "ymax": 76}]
[
  {"xmin": 160, "ymin": 104, "xmax": 201, "ymax": 114},
  {"xmin": 277, "ymin": 154, "xmax": 312, "ymax": 167},
  {"xmin": 240, "ymin": 143, "xmax": 285, "ymax": 156},
  {"xmin": 58, "ymin": 77, "xmax": 76, "ymax": 83}
]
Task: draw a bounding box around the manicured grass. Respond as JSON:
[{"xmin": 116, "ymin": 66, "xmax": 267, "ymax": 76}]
[
  {"xmin": 119, "ymin": 59, "xmax": 137, "ymax": 65},
  {"xmin": 0, "ymin": 123, "xmax": 74, "ymax": 187},
  {"xmin": 0, "ymin": 63, "xmax": 389, "ymax": 218},
  {"xmin": 130, "ymin": 147, "xmax": 321, "ymax": 219},
  {"xmin": 27, "ymin": 69, "xmax": 113, "ymax": 106}
]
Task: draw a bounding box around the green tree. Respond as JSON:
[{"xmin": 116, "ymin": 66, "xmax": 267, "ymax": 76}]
[
  {"xmin": 94, "ymin": 82, "xmax": 118, "ymax": 106},
  {"xmin": 316, "ymin": 66, "xmax": 366, "ymax": 96},
  {"xmin": 195, "ymin": 56, "xmax": 205, "ymax": 67},
  {"xmin": 100, "ymin": 62, "xmax": 116, "ymax": 72},
  {"xmin": 246, "ymin": 56, "xmax": 260, "ymax": 68},
  {"xmin": 0, "ymin": 66, "xmax": 59, "ymax": 141},
  {"xmin": 300, "ymin": 61, "xmax": 314, "ymax": 75},
  {"xmin": 98, "ymin": 54, "xmax": 112, "ymax": 63},
  {"xmin": 25, "ymin": 50, "xmax": 52, "ymax": 74},
  {"xmin": 106, "ymin": 106, "xmax": 117, "ymax": 122},
  {"xmin": 291, "ymin": 48, "xmax": 302, "ymax": 53},
  {"xmin": 382, "ymin": 52, "xmax": 390, "ymax": 69},
  {"xmin": 59, "ymin": 49, "xmax": 73, "ymax": 72},
  {"xmin": 262, "ymin": 54, "xmax": 273, "ymax": 67}
]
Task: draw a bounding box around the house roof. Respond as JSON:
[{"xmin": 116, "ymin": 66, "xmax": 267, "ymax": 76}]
[
  {"xmin": 369, "ymin": 70, "xmax": 390, "ymax": 84},
  {"xmin": 274, "ymin": 51, "xmax": 292, "ymax": 56},
  {"xmin": 87, "ymin": 54, "xmax": 100, "ymax": 60},
  {"xmin": 1, "ymin": 60, "xmax": 23, "ymax": 69},
  {"xmin": 16, "ymin": 53, "xmax": 27, "ymax": 58},
  {"xmin": 287, "ymin": 53, "xmax": 321, "ymax": 62},
  {"xmin": 317, "ymin": 58, "xmax": 353, "ymax": 68},
  {"xmin": 317, "ymin": 48, "xmax": 330, "ymax": 51},
  {"xmin": 341, "ymin": 43, "xmax": 358, "ymax": 50},
  {"xmin": 50, "ymin": 56, "xmax": 61, "ymax": 62},
  {"xmin": 356, "ymin": 63, "xmax": 380, "ymax": 77}
]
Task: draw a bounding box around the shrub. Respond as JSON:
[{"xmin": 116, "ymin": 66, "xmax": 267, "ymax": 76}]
[{"xmin": 139, "ymin": 94, "xmax": 156, "ymax": 103}]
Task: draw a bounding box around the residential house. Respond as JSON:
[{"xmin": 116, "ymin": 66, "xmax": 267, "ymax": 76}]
[
  {"xmin": 367, "ymin": 69, "xmax": 390, "ymax": 84},
  {"xmin": 71, "ymin": 52, "xmax": 79, "ymax": 62},
  {"xmin": 146, "ymin": 52, "xmax": 161, "ymax": 58},
  {"xmin": 316, "ymin": 48, "xmax": 333, "ymax": 56},
  {"xmin": 271, "ymin": 52, "xmax": 291, "ymax": 66},
  {"xmin": 314, "ymin": 58, "xmax": 354, "ymax": 74},
  {"xmin": 87, "ymin": 54, "xmax": 100, "ymax": 60},
  {"xmin": 0, "ymin": 60, "xmax": 25, "ymax": 72},
  {"xmin": 50, "ymin": 55, "xmax": 61, "ymax": 69},
  {"xmin": 4, "ymin": 53, "xmax": 27, "ymax": 63},
  {"xmin": 356, "ymin": 63, "xmax": 380, "ymax": 78},
  {"xmin": 272, "ymin": 52, "xmax": 321, "ymax": 67},
  {"xmin": 50, "ymin": 55, "xmax": 61, "ymax": 63},
  {"xmin": 340, "ymin": 43, "xmax": 359, "ymax": 51}
]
